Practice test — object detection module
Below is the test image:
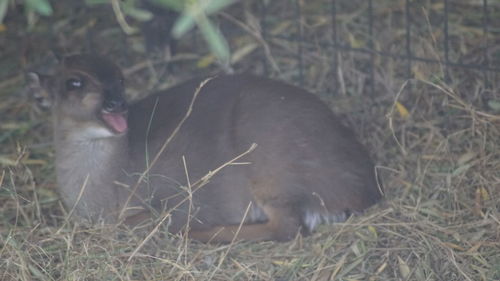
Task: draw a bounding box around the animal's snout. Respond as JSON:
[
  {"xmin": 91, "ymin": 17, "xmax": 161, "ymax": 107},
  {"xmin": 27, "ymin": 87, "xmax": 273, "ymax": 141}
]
[{"xmin": 103, "ymin": 98, "xmax": 127, "ymax": 113}]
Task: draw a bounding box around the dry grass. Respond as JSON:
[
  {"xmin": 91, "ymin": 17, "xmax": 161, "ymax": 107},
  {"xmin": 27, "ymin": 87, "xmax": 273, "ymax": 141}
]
[{"xmin": 1, "ymin": 0, "xmax": 499, "ymax": 280}]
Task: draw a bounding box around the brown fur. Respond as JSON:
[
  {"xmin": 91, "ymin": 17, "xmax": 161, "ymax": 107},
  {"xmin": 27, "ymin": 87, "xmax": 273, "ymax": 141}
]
[{"xmin": 28, "ymin": 54, "xmax": 382, "ymax": 242}]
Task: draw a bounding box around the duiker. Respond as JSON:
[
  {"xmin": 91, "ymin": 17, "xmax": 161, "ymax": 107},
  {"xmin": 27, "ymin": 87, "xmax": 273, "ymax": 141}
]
[{"xmin": 27, "ymin": 54, "xmax": 382, "ymax": 243}]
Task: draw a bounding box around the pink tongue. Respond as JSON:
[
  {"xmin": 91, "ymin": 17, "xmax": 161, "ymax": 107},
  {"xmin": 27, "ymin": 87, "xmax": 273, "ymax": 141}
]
[{"xmin": 102, "ymin": 112, "xmax": 128, "ymax": 133}]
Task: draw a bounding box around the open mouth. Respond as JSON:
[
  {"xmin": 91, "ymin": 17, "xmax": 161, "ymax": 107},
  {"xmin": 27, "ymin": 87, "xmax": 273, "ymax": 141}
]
[{"xmin": 101, "ymin": 110, "xmax": 128, "ymax": 134}]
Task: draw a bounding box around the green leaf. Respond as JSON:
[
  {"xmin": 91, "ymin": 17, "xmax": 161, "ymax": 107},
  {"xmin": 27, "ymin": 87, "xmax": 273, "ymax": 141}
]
[
  {"xmin": 198, "ymin": 16, "xmax": 230, "ymax": 63},
  {"xmin": 168, "ymin": 0, "xmax": 233, "ymax": 63},
  {"xmin": 122, "ymin": 5, "xmax": 154, "ymax": 21},
  {"xmin": 25, "ymin": 0, "xmax": 53, "ymax": 16},
  {"xmin": 452, "ymin": 163, "xmax": 472, "ymax": 176},
  {"xmin": 171, "ymin": 12, "xmax": 196, "ymax": 38},
  {"xmin": 487, "ymin": 100, "xmax": 500, "ymax": 112},
  {"xmin": 0, "ymin": 0, "xmax": 8, "ymax": 24},
  {"xmin": 152, "ymin": 0, "xmax": 185, "ymax": 12},
  {"xmin": 84, "ymin": 0, "xmax": 109, "ymax": 5},
  {"xmin": 204, "ymin": 0, "xmax": 236, "ymax": 15}
]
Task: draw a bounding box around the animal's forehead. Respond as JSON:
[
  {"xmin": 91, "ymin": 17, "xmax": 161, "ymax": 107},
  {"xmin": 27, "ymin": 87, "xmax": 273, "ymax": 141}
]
[{"xmin": 63, "ymin": 55, "xmax": 123, "ymax": 84}]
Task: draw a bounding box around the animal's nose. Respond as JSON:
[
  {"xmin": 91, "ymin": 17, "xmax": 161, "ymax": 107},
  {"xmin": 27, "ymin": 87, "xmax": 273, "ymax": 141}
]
[{"xmin": 103, "ymin": 98, "xmax": 127, "ymax": 113}]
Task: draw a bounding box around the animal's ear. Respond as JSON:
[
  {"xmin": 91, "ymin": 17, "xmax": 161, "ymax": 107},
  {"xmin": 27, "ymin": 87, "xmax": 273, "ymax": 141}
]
[{"xmin": 25, "ymin": 72, "xmax": 54, "ymax": 109}]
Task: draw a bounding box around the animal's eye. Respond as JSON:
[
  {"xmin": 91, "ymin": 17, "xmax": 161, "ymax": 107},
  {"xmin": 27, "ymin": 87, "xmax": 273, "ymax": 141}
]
[{"xmin": 66, "ymin": 78, "xmax": 84, "ymax": 91}]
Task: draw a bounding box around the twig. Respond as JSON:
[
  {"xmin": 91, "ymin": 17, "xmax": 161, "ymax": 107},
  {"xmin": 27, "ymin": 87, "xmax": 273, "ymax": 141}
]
[
  {"xmin": 220, "ymin": 12, "xmax": 281, "ymax": 73},
  {"xmin": 386, "ymin": 79, "xmax": 410, "ymax": 156},
  {"xmin": 56, "ymin": 174, "xmax": 89, "ymax": 234},
  {"xmin": 207, "ymin": 202, "xmax": 254, "ymax": 281},
  {"xmin": 111, "ymin": 0, "xmax": 137, "ymax": 35},
  {"xmin": 126, "ymin": 143, "xmax": 257, "ymax": 264},
  {"xmin": 119, "ymin": 77, "xmax": 214, "ymax": 221}
]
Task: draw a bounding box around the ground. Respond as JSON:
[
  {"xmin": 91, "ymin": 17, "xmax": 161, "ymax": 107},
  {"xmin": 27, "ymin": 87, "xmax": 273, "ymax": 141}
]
[{"xmin": 0, "ymin": 0, "xmax": 499, "ymax": 280}]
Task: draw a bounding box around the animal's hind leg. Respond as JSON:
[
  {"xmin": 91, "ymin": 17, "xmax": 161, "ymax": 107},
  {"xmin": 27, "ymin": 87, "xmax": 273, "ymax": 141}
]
[{"xmin": 188, "ymin": 205, "xmax": 302, "ymax": 243}]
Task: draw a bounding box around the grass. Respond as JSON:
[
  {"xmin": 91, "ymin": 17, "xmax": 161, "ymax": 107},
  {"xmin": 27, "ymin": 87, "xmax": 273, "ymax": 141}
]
[{"xmin": 1, "ymin": 0, "xmax": 499, "ymax": 280}]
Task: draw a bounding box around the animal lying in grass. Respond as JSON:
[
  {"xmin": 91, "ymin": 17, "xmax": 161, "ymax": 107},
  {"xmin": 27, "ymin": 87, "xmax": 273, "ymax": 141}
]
[{"xmin": 26, "ymin": 54, "xmax": 382, "ymax": 243}]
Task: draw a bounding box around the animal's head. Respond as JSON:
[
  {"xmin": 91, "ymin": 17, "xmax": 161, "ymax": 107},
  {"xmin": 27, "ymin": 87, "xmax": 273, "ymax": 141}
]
[{"xmin": 26, "ymin": 54, "xmax": 128, "ymax": 138}]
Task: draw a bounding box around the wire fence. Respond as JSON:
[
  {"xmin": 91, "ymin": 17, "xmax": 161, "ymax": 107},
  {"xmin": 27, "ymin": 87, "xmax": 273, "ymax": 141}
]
[{"xmin": 253, "ymin": 0, "xmax": 499, "ymax": 96}]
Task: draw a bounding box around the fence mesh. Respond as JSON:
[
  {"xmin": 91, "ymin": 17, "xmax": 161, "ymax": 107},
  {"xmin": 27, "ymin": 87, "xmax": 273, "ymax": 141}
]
[{"xmin": 249, "ymin": 0, "xmax": 499, "ymax": 97}]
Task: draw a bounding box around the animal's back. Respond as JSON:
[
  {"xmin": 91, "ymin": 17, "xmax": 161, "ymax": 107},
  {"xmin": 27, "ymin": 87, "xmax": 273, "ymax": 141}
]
[{"xmin": 126, "ymin": 75, "xmax": 381, "ymax": 236}]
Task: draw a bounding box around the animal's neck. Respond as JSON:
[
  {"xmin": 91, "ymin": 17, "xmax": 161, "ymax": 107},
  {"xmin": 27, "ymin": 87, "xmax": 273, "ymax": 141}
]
[{"xmin": 53, "ymin": 118, "xmax": 130, "ymax": 222}]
